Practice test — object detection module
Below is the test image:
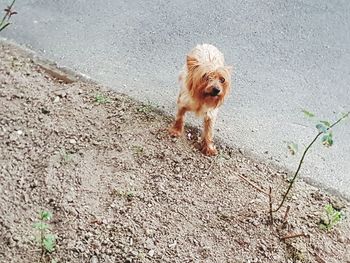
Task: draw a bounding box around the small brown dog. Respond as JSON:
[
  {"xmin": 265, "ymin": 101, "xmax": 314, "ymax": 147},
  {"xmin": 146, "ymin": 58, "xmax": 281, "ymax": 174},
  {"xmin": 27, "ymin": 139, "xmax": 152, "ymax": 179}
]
[{"xmin": 169, "ymin": 44, "xmax": 232, "ymax": 156}]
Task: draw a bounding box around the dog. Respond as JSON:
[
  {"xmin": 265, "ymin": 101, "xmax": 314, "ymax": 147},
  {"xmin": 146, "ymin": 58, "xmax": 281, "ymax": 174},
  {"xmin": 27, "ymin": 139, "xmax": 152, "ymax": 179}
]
[{"xmin": 169, "ymin": 44, "xmax": 232, "ymax": 156}]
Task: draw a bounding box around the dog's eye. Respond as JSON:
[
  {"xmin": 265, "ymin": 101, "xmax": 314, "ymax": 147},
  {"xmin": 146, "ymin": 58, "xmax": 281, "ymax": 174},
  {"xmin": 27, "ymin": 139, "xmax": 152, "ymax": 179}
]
[
  {"xmin": 203, "ymin": 74, "xmax": 209, "ymax": 81},
  {"xmin": 219, "ymin": 77, "xmax": 225, "ymax": 83}
]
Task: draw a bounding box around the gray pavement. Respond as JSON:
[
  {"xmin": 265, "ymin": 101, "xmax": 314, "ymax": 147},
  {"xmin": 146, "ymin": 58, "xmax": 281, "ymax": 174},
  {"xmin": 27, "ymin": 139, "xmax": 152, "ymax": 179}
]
[{"xmin": 1, "ymin": 0, "xmax": 349, "ymax": 199}]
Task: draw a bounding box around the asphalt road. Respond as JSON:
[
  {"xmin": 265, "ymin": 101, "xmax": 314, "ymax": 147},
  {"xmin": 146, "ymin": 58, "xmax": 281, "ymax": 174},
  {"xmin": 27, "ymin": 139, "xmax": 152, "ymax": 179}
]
[{"xmin": 1, "ymin": 0, "xmax": 349, "ymax": 199}]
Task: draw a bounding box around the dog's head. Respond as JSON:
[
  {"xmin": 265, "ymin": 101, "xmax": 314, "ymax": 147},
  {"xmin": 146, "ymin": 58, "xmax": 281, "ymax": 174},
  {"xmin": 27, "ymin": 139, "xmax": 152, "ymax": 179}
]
[{"xmin": 186, "ymin": 55, "xmax": 232, "ymax": 108}]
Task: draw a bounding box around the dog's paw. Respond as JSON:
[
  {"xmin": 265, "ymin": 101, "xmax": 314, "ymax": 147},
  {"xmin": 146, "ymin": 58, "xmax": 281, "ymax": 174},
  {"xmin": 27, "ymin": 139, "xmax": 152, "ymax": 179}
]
[
  {"xmin": 169, "ymin": 127, "xmax": 183, "ymax": 137},
  {"xmin": 201, "ymin": 144, "xmax": 218, "ymax": 156}
]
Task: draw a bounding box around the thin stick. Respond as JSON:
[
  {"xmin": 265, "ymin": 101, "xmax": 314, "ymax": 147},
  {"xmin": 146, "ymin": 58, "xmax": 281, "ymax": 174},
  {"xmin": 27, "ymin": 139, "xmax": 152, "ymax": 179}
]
[
  {"xmin": 236, "ymin": 173, "xmax": 269, "ymax": 196},
  {"xmin": 273, "ymin": 111, "xmax": 350, "ymax": 212},
  {"xmin": 283, "ymin": 205, "xmax": 291, "ymax": 223},
  {"xmin": 269, "ymin": 186, "xmax": 273, "ymax": 226},
  {"xmin": 280, "ymin": 232, "xmax": 307, "ymax": 241},
  {"xmin": 278, "ymin": 205, "xmax": 291, "ymax": 230}
]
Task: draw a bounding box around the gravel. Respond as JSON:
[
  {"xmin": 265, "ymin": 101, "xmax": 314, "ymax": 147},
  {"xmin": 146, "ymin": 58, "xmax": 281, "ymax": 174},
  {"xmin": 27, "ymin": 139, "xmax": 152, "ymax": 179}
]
[{"xmin": 0, "ymin": 41, "xmax": 350, "ymax": 263}]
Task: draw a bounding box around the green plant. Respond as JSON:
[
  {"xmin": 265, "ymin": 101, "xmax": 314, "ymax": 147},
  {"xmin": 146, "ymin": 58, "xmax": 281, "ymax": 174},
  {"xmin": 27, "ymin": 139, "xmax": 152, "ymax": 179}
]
[
  {"xmin": 95, "ymin": 93, "xmax": 110, "ymax": 104},
  {"xmin": 131, "ymin": 145, "xmax": 144, "ymax": 156},
  {"xmin": 60, "ymin": 149, "xmax": 72, "ymax": 163},
  {"xmin": 272, "ymin": 111, "xmax": 349, "ymax": 212},
  {"xmin": 137, "ymin": 101, "xmax": 153, "ymax": 113},
  {"xmin": 112, "ymin": 189, "xmax": 135, "ymax": 201},
  {"xmin": 216, "ymin": 151, "xmax": 230, "ymax": 160},
  {"xmin": 0, "ymin": 0, "xmax": 17, "ymax": 32},
  {"xmin": 319, "ymin": 204, "xmax": 343, "ymax": 230},
  {"xmin": 33, "ymin": 211, "xmax": 56, "ymax": 254}
]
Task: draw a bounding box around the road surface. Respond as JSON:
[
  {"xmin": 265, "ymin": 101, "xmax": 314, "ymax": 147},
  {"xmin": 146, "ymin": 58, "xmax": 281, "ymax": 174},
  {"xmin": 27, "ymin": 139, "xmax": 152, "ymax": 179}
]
[{"xmin": 1, "ymin": 0, "xmax": 349, "ymax": 199}]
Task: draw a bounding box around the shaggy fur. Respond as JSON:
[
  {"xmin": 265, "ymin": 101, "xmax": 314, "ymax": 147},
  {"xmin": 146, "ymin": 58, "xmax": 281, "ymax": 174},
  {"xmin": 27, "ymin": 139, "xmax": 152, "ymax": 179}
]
[{"xmin": 170, "ymin": 44, "xmax": 232, "ymax": 156}]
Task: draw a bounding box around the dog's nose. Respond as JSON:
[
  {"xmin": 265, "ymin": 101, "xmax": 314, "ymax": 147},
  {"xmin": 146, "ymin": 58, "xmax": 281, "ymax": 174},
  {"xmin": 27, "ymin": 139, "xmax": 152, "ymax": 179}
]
[{"xmin": 211, "ymin": 86, "xmax": 221, "ymax": 96}]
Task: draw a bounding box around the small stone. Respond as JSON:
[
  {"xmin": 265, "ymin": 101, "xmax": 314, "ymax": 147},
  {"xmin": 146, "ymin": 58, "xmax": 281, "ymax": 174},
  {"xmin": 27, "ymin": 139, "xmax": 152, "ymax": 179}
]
[
  {"xmin": 69, "ymin": 139, "xmax": 76, "ymax": 144},
  {"xmin": 53, "ymin": 96, "xmax": 60, "ymax": 103},
  {"xmin": 16, "ymin": 130, "xmax": 23, "ymax": 135},
  {"xmin": 337, "ymin": 235, "xmax": 345, "ymax": 243},
  {"xmin": 144, "ymin": 238, "xmax": 155, "ymax": 249},
  {"xmin": 90, "ymin": 255, "xmax": 98, "ymax": 263},
  {"xmin": 145, "ymin": 229, "xmax": 152, "ymax": 236},
  {"xmin": 54, "ymin": 90, "xmax": 66, "ymax": 97},
  {"xmin": 168, "ymin": 240, "xmax": 177, "ymax": 248},
  {"xmin": 8, "ymin": 238, "xmax": 15, "ymax": 248},
  {"xmin": 148, "ymin": 249, "xmax": 155, "ymax": 257}
]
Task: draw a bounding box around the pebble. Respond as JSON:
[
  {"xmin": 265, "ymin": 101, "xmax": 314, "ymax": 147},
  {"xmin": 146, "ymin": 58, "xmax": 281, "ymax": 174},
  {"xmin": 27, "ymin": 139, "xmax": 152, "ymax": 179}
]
[
  {"xmin": 53, "ymin": 96, "xmax": 60, "ymax": 103},
  {"xmin": 90, "ymin": 255, "xmax": 98, "ymax": 263},
  {"xmin": 168, "ymin": 240, "xmax": 177, "ymax": 248},
  {"xmin": 69, "ymin": 139, "xmax": 76, "ymax": 144},
  {"xmin": 144, "ymin": 238, "xmax": 155, "ymax": 249},
  {"xmin": 145, "ymin": 229, "xmax": 153, "ymax": 236},
  {"xmin": 148, "ymin": 249, "xmax": 155, "ymax": 257},
  {"xmin": 16, "ymin": 130, "xmax": 23, "ymax": 135},
  {"xmin": 54, "ymin": 90, "xmax": 66, "ymax": 97},
  {"xmin": 337, "ymin": 235, "xmax": 345, "ymax": 243},
  {"xmin": 187, "ymin": 133, "xmax": 192, "ymax": 139}
]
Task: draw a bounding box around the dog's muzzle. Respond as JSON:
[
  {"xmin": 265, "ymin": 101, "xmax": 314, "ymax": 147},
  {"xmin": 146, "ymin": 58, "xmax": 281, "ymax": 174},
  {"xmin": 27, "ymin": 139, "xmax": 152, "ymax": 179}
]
[{"xmin": 210, "ymin": 86, "xmax": 221, "ymax": 97}]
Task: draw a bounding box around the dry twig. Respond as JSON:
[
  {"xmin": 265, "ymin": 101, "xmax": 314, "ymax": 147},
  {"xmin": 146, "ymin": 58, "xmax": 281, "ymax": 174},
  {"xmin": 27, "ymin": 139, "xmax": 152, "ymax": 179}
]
[
  {"xmin": 235, "ymin": 173, "xmax": 269, "ymax": 196},
  {"xmin": 280, "ymin": 232, "xmax": 307, "ymax": 241},
  {"xmin": 269, "ymin": 186, "xmax": 273, "ymax": 225}
]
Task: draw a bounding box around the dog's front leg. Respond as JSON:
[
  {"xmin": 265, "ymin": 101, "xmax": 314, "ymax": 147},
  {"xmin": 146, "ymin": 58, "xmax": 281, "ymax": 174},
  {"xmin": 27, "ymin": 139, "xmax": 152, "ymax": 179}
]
[
  {"xmin": 201, "ymin": 113, "xmax": 218, "ymax": 156},
  {"xmin": 169, "ymin": 107, "xmax": 187, "ymax": 137}
]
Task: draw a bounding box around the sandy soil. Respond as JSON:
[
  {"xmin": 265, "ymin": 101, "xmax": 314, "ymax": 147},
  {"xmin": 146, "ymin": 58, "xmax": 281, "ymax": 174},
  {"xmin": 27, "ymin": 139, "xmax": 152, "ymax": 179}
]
[{"xmin": 0, "ymin": 41, "xmax": 349, "ymax": 263}]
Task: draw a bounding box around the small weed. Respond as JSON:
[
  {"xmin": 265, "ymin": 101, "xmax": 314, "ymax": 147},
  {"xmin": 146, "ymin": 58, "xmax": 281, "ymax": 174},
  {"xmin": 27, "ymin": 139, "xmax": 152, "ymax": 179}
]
[
  {"xmin": 0, "ymin": 0, "xmax": 17, "ymax": 32},
  {"xmin": 217, "ymin": 151, "xmax": 230, "ymax": 160},
  {"xmin": 112, "ymin": 189, "xmax": 135, "ymax": 201},
  {"xmin": 131, "ymin": 145, "xmax": 144, "ymax": 156},
  {"xmin": 137, "ymin": 101, "xmax": 154, "ymax": 114},
  {"xmin": 287, "ymin": 142, "xmax": 298, "ymax": 155},
  {"xmin": 319, "ymin": 204, "xmax": 344, "ymax": 230},
  {"xmin": 272, "ymin": 110, "xmax": 349, "ymax": 212},
  {"xmin": 33, "ymin": 211, "xmax": 56, "ymax": 254},
  {"xmin": 60, "ymin": 149, "xmax": 72, "ymax": 163},
  {"xmin": 95, "ymin": 93, "xmax": 110, "ymax": 104},
  {"xmin": 126, "ymin": 191, "xmax": 134, "ymax": 198}
]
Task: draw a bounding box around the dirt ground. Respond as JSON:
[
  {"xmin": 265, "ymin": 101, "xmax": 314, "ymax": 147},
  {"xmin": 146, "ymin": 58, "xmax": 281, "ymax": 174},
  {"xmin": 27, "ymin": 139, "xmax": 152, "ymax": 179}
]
[{"xmin": 0, "ymin": 41, "xmax": 349, "ymax": 263}]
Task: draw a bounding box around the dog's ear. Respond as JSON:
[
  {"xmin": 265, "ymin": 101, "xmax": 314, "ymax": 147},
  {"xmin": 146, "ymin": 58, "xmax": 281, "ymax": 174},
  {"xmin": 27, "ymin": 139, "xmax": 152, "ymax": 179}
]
[
  {"xmin": 187, "ymin": 55, "xmax": 199, "ymax": 71},
  {"xmin": 225, "ymin": 65, "xmax": 233, "ymax": 73}
]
